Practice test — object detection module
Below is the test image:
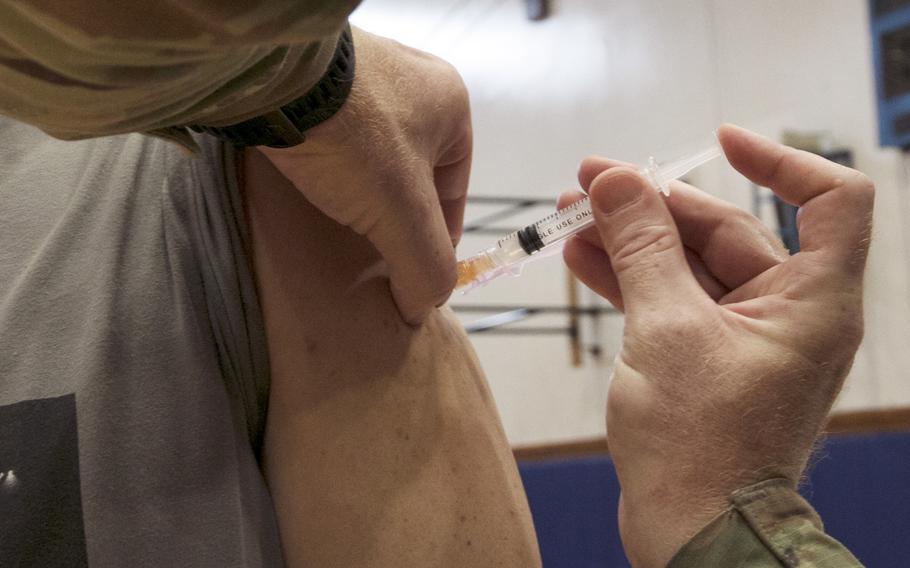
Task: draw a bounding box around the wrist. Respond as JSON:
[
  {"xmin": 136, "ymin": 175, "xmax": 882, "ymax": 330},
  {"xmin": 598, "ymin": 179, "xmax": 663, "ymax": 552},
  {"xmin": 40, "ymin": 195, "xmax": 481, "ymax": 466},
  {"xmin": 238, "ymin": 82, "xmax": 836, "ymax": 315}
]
[
  {"xmin": 619, "ymin": 485, "xmax": 730, "ymax": 568},
  {"xmin": 612, "ymin": 445, "xmax": 795, "ymax": 567},
  {"xmin": 619, "ymin": 467, "xmax": 801, "ymax": 567}
]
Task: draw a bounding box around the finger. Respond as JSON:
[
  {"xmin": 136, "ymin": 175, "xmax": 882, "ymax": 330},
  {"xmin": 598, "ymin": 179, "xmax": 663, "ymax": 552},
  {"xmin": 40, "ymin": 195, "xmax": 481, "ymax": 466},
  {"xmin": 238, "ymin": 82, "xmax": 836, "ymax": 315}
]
[
  {"xmin": 559, "ymin": 188, "xmax": 623, "ymax": 309},
  {"xmin": 581, "ymin": 154, "xmax": 786, "ymax": 289},
  {"xmin": 578, "ymin": 156, "xmax": 636, "ymax": 192},
  {"xmin": 438, "ymin": 185, "xmax": 466, "ymax": 245},
  {"xmin": 435, "ymin": 129, "xmax": 472, "ymax": 246},
  {"xmin": 564, "ymin": 237, "xmax": 624, "ymax": 310},
  {"xmin": 565, "ymin": 236, "xmax": 730, "ymax": 304},
  {"xmin": 371, "ymin": 171, "xmax": 457, "ymax": 325},
  {"xmin": 565, "ymin": 183, "xmax": 786, "ymax": 288},
  {"xmin": 665, "ymin": 181, "xmax": 788, "ymax": 289},
  {"xmin": 718, "ymin": 124, "xmax": 874, "ymax": 273},
  {"xmin": 560, "ymin": 189, "xmax": 729, "ymax": 301},
  {"xmin": 557, "ymin": 189, "xmax": 601, "ymax": 248},
  {"xmin": 684, "ymin": 247, "xmax": 728, "ymax": 301},
  {"xmin": 564, "ymin": 238, "xmax": 728, "ymax": 311},
  {"xmin": 588, "ymin": 167, "xmax": 709, "ymax": 316}
]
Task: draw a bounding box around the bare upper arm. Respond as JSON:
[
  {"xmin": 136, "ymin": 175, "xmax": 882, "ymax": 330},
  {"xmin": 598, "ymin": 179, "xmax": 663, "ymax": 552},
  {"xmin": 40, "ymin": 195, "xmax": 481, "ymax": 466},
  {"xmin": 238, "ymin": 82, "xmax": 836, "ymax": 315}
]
[{"xmin": 241, "ymin": 147, "xmax": 541, "ymax": 567}]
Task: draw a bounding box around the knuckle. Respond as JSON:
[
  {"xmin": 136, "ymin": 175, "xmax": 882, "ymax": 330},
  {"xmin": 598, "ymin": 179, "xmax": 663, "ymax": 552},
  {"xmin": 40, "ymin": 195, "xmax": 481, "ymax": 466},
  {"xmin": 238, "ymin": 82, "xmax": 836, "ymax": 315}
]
[
  {"xmin": 765, "ymin": 147, "xmax": 789, "ymax": 184},
  {"xmin": 721, "ymin": 208, "xmax": 758, "ymax": 234},
  {"xmin": 846, "ymin": 170, "xmax": 875, "ymax": 204},
  {"xmin": 723, "ymin": 209, "xmax": 786, "ymax": 254},
  {"xmin": 730, "ymin": 205, "xmax": 759, "ymax": 225},
  {"xmin": 609, "ymin": 222, "xmax": 678, "ymax": 274}
]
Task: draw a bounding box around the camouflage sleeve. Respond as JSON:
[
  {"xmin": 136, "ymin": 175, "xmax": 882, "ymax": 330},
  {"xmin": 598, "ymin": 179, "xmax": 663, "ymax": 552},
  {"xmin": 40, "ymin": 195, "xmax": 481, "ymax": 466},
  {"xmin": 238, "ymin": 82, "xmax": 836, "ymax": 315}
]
[
  {"xmin": 0, "ymin": 1, "xmax": 362, "ymax": 146},
  {"xmin": 668, "ymin": 478, "xmax": 863, "ymax": 567}
]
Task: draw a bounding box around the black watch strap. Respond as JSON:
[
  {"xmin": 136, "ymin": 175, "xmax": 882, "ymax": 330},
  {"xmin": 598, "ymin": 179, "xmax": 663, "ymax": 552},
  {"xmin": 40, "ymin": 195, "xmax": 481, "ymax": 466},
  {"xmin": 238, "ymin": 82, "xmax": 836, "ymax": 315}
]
[{"xmin": 189, "ymin": 24, "xmax": 355, "ymax": 148}]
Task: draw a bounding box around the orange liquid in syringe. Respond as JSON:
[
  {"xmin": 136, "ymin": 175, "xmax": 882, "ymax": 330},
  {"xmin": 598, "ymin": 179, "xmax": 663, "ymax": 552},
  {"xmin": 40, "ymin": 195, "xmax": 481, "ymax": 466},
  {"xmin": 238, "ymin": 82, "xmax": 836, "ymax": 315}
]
[{"xmin": 455, "ymin": 254, "xmax": 494, "ymax": 290}]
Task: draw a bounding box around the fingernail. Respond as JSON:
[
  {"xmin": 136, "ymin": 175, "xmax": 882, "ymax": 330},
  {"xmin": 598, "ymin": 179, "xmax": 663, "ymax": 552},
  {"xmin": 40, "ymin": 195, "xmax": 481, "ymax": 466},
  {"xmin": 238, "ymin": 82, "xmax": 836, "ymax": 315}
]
[{"xmin": 592, "ymin": 172, "xmax": 644, "ymax": 215}]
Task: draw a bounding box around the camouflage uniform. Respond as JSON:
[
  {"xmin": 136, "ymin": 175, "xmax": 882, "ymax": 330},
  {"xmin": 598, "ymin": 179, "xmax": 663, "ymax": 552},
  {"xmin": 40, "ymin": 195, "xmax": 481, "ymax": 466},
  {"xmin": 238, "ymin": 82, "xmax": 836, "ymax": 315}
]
[
  {"xmin": 670, "ymin": 479, "xmax": 862, "ymax": 567},
  {"xmin": 0, "ymin": 2, "xmax": 863, "ymax": 566}
]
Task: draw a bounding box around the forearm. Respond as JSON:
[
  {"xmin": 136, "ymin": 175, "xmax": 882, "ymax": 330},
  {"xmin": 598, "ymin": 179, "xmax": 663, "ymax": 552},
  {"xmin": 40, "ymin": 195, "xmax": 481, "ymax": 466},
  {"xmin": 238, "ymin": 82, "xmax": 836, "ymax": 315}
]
[{"xmin": 0, "ymin": 1, "xmax": 360, "ymax": 140}]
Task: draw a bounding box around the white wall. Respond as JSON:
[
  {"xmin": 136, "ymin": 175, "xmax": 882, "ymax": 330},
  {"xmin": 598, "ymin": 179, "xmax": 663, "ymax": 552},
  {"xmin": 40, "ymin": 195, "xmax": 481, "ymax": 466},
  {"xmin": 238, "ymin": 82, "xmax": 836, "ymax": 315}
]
[{"xmin": 352, "ymin": 0, "xmax": 910, "ymax": 446}]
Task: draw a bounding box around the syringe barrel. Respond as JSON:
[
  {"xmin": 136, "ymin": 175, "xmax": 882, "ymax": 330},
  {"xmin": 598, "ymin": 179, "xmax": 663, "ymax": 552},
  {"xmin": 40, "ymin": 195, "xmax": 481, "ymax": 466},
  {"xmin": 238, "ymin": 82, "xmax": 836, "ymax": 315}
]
[
  {"xmin": 513, "ymin": 196, "xmax": 595, "ymax": 254},
  {"xmin": 458, "ymin": 141, "xmax": 724, "ymax": 291},
  {"xmin": 490, "ymin": 232, "xmax": 530, "ymax": 264}
]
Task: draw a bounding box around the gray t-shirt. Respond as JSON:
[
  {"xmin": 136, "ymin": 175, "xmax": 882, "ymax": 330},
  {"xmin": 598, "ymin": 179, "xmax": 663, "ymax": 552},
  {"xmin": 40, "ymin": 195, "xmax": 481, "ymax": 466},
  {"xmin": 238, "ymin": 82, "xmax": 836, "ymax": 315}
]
[{"xmin": 0, "ymin": 118, "xmax": 283, "ymax": 567}]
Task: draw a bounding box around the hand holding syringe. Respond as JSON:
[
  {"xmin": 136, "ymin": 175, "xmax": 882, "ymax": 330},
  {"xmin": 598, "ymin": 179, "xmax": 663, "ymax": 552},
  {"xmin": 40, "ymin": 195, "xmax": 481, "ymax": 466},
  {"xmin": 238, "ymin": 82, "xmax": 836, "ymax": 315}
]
[{"xmin": 456, "ymin": 143, "xmax": 725, "ymax": 292}]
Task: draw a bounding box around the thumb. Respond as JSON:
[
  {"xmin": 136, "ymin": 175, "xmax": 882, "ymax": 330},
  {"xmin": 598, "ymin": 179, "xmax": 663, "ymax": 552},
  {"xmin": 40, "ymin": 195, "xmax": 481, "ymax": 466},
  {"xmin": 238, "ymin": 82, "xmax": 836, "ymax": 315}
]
[
  {"xmin": 368, "ymin": 172, "xmax": 458, "ymax": 326},
  {"xmin": 589, "ymin": 168, "xmax": 705, "ymax": 316}
]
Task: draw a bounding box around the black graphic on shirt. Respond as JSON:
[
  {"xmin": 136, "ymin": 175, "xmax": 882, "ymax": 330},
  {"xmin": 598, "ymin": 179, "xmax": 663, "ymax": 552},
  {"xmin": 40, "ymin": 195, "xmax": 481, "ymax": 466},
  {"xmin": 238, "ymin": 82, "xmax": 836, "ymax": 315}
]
[{"xmin": 0, "ymin": 394, "xmax": 88, "ymax": 567}]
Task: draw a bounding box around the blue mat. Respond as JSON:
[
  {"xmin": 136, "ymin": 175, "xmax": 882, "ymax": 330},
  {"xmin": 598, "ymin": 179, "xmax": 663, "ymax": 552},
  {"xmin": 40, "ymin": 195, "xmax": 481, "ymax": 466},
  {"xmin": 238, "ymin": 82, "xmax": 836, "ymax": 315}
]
[{"xmin": 518, "ymin": 432, "xmax": 910, "ymax": 567}]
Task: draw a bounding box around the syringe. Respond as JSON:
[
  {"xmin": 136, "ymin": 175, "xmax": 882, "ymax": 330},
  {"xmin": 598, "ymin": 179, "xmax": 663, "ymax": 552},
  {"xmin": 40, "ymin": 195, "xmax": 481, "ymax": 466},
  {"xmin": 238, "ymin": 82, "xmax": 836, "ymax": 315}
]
[{"xmin": 455, "ymin": 143, "xmax": 724, "ymax": 292}]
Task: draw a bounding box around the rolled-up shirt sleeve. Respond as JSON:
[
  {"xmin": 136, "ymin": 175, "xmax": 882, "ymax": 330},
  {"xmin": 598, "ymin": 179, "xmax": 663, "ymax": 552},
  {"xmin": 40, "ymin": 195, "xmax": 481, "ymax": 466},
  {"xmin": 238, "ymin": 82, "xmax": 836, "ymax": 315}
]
[
  {"xmin": 669, "ymin": 478, "xmax": 863, "ymax": 567},
  {"xmin": 0, "ymin": 1, "xmax": 361, "ymax": 144}
]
